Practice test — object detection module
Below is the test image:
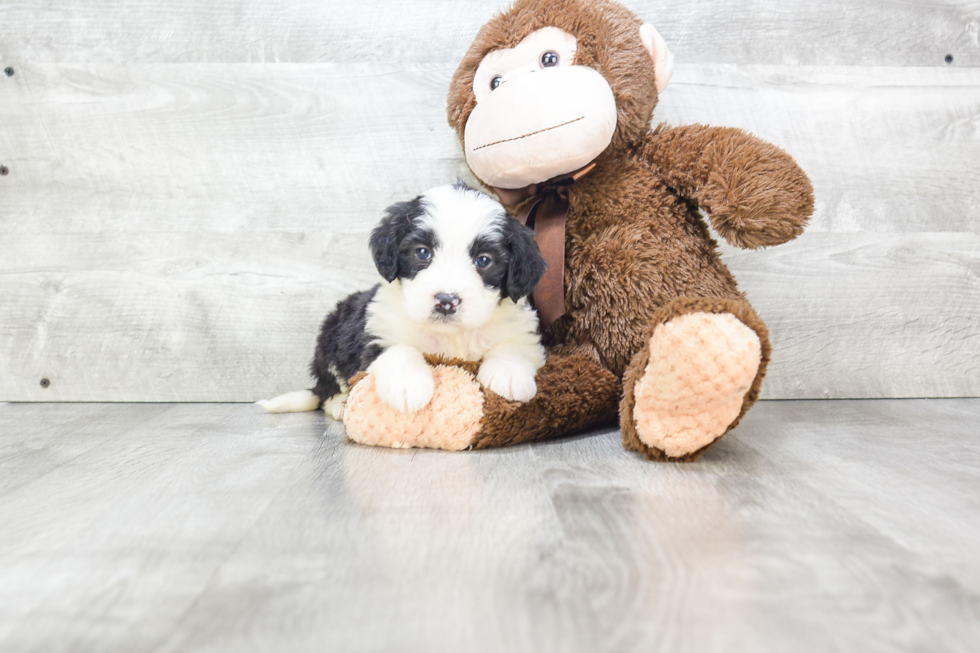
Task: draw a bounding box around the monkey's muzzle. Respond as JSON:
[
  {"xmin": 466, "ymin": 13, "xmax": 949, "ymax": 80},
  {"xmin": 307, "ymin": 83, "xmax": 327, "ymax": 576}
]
[{"xmin": 463, "ymin": 66, "xmax": 617, "ymax": 189}]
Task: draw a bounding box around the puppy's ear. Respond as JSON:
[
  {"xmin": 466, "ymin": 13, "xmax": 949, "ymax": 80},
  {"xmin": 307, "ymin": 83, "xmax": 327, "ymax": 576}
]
[
  {"xmin": 504, "ymin": 218, "xmax": 546, "ymax": 301},
  {"xmin": 369, "ymin": 198, "xmax": 421, "ymax": 282}
]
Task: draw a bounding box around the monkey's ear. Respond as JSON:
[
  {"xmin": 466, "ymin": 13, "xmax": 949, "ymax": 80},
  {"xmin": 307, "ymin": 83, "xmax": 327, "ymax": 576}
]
[{"xmin": 639, "ymin": 24, "xmax": 674, "ymax": 94}]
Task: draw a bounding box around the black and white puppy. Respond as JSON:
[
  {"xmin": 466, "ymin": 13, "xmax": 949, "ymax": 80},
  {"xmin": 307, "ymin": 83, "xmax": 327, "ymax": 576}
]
[{"xmin": 259, "ymin": 181, "xmax": 547, "ymax": 418}]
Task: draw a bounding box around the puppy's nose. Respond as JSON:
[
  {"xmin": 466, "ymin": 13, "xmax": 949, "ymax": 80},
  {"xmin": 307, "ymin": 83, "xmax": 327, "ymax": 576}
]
[{"xmin": 434, "ymin": 293, "xmax": 461, "ymax": 315}]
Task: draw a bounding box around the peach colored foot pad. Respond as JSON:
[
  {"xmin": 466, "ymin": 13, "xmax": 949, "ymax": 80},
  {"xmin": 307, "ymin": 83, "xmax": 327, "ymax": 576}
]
[
  {"xmin": 634, "ymin": 312, "xmax": 761, "ymax": 458},
  {"xmin": 343, "ymin": 365, "xmax": 484, "ymax": 451}
]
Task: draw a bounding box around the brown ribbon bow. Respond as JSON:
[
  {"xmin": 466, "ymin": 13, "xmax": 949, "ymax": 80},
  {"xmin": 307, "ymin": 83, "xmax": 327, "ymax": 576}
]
[{"xmin": 493, "ymin": 162, "xmax": 595, "ymax": 328}]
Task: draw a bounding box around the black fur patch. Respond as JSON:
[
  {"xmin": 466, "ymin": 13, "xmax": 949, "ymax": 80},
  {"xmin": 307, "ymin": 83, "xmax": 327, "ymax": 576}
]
[
  {"xmin": 474, "ymin": 218, "xmax": 546, "ymax": 301},
  {"xmin": 369, "ymin": 197, "xmax": 425, "ymax": 281},
  {"xmin": 395, "ymin": 224, "xmax": 440, "ymax": 281},
  {"xmin": 309, "ymin": 284, "xmax": 383, "ymax": 403},
  {"xmin": 468, "ymin": 214, "xmax": 546, "ymax": 301},
  {"xmin": 503, "ymin": 218, "xmax": 547, "ymax": 301},
  {"xmin": 310, "ymin": 185, "xmax": 544, "ymax": 406},
  {"xmin": 469, "ymin": 232, "xmax": 509, "ymax": 292}
]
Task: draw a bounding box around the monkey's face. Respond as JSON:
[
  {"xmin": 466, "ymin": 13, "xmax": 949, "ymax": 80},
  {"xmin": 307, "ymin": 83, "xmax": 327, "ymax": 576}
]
[
  {"xmin": 463, "ymin": 27, "xmax": 617, "ymax": 190},
  {"xmin": 448, "ymin": 0, "xmax": 675, "ymax": 192}
]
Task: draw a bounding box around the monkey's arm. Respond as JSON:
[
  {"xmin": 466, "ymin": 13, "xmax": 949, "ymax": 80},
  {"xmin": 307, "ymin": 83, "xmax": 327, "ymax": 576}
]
[{"xmin": 638, "ymin": 124, "xmax": 814, "ymax": 248}]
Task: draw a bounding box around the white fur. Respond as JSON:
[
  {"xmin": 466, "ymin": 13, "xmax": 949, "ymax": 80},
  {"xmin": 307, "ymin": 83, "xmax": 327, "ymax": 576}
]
[
  {"xmin": 257, "ymin": 389, "xmax": 347, "ymax": 420},
  {"xmin": 324, "ymin": 393, "xmax": 348, "ymax": 420},
  {"xmin": 256, "ymin": 390, "xmax": 320, "ymax": 413},
  {"xmin": 367, "ymin": 282, "xmax": 544, "ymax": 409},
  {"xmin": 259, "ymin": 183, "xmax": 546, "ymax": 416},
  {"xmin": 364, "ymin": 184, "xmax": 546, "ymax": 410},
  {"xmin": 398, "ymin": 185, "xmax": 507, "ymax": 329},
  {"xmin": 477, "ymin": 354, "xmax": 538, "ymax": 402},
  {"xmin": 368, "ymin": 282, "xmax": 543, "ymax": 366},
  {"xmin": 366, "ymin": 344, "xmax": 436, "ymax": 413}
]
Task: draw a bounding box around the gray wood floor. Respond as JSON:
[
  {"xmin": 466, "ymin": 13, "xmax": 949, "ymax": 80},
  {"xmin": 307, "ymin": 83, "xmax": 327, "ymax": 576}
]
[{"xmin": 1, "ymin": 399, "xmax": 978, "ymax": 652}]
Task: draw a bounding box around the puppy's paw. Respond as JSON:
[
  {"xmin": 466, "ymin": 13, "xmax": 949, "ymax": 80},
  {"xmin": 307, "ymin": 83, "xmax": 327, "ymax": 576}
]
[
  {"xmin": 477, "ymin": 358, "xmax": 537, "ymax": 403},
  {"xmin": 324, "ymin": 393, "xmax": 348, "ymax": 421},
  {"xmin": 373, "ymin": 365, "xmax": 435, "ymax": 413}
]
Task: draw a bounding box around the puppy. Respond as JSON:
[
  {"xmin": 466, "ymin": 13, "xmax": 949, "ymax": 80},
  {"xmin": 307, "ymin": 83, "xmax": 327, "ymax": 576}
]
[{"xmin": 259, "ymin": 181, "xmax": 547, "ymax": 419}]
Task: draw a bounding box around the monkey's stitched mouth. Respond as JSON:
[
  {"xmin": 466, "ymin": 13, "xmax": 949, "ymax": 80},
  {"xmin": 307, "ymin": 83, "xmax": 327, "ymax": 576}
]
[{"xmin": 472, "ymin": 116, "xmax": 586, "ymax": 151}]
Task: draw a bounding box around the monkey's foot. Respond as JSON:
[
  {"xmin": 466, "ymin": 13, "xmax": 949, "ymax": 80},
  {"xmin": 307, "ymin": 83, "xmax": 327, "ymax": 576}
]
[
  {"xmin": 343, "ymin": 365, "xmax": 484, "ymax": 451},
  {"xmin": 623, "ymin": 310, "xmax": 762, "ymax": 460}
]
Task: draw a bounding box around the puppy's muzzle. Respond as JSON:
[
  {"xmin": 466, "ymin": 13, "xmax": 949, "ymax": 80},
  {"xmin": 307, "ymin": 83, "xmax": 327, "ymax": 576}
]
[{"xmin": 434, "ymin": 293, "xmax": 461, "ymax": 316}]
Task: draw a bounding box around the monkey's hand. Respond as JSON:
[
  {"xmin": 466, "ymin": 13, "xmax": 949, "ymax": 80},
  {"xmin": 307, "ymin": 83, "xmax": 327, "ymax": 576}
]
[{"xmin": 639, "ymin": 124, "xmax": 814, "ymax": 249}]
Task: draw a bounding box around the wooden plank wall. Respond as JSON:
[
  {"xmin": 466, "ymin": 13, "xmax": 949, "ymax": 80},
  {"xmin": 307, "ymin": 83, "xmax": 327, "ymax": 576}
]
[{"xmin": 1, "ymin": 0, "xmax": 978, "ymax": 402}]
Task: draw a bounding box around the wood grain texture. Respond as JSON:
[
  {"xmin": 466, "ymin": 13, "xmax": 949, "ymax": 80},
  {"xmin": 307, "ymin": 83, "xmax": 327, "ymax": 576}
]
[
  {"xmin": 1, "ymin": 400, "xmax": 979, "ymax": 652},
  {"xmin": 656, "ymin": 65, "xmax": 980, "ymax": 234},
  {"xmin": 0, "ymin": 63, "xmax": 465, "ymax": 234},
  {"xmin": 0, "ymin": 0, "xmax": 977, "ymax": 66},
  {"xmin": 1, "ymin": 64, "xmax": 978, "ymax": 400},
  {"xmin": 0, "ymin": 402, "xmax": 172, "ymax": 495},
  {"xmin": 2, "ymin": 64, "xmax": 977, "ymax": 234},
  {"xmin": 2, "ymin": 231, "xmax": 977, "ymax": 401},
  {"xmin": 0, "ymin": 403, "xmax": 321, "ymax": 652},
  {"xmin": 724, "ymin": 232, "xmax": 980, "ymax": 399}
]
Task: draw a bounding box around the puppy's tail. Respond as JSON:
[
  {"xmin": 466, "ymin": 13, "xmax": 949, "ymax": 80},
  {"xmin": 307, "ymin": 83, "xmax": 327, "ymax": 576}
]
[{"xmin": 256, "ymin": 389, "xmax": 321, "ymax": 413}]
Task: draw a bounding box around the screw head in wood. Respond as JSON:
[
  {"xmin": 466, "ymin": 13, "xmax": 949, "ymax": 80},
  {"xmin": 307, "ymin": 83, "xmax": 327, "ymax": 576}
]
[
  {"xmin": 0, "ymin": 165, "xmax": 8, "ymax": 176},
  {"xmin": 945, "ymin": 54, "xmax": 954, "ymax": 64},
  {"xmin": 40, "ymin": 378, "xmax": 51, "ymax": 388},
  {"xmin": 3, "ymin": 67, "xmax": 12, "ymax": 77}
]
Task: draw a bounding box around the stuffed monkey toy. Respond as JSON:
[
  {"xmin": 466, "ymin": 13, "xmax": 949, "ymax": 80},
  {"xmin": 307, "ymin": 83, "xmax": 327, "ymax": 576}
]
[{"xmin": 342, "ymin": 0, "xmax": 814, "ymax": 461}]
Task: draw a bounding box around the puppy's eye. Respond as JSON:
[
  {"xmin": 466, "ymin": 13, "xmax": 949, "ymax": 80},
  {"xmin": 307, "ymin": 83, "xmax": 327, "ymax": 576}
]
[
  {"xmin": 490, "ymin": 76, "xmax": 502, "ymax": 91},
  {"xmin": 540, "ymin": 51, "xmax": 559, "ymax": 68},
  {"xmin": 416, "ymin": 247, "xmax": 432, "ymax": 261},
  {"xmin": 475, "ymin": 255, "xmax": 492, "ymax": 269}
]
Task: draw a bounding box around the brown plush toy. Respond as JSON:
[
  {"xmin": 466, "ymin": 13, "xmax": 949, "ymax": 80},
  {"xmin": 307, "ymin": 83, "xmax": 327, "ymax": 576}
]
[{"xmin": 342, "ymin": 0, "xmax": 814, "ymax": 461}]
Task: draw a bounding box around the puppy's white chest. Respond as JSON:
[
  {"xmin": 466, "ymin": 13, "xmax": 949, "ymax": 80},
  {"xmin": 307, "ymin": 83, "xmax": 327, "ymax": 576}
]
[{"xmin": 420, "ymin": 329, "xmax": 493, "ymax": 361}]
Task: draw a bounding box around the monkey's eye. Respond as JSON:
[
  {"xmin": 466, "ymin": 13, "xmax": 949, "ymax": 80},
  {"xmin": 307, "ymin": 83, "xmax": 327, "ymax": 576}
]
[
  {"xmin": 474, "ymin": 255, "xmax": 492, "ymax": 269},
  {"xmin": 416, "ymin": 247, "xmax": 432, "ymax": 261},
  {"xmin": 490, "ymin": 76, "xmax": 502, "ymax": 91},
  {"xmin": 540, "ymin": 51, "xmax": 559, "ymax": 68}
]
